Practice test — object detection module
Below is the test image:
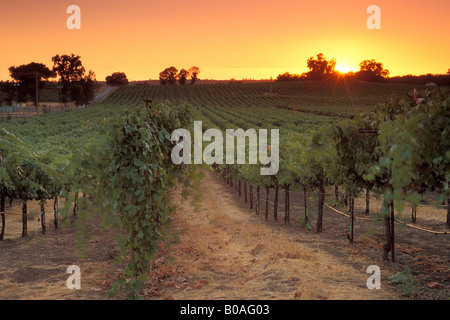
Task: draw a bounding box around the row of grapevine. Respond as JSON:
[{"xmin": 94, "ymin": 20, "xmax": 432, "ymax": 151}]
[
  {"xmin": 191, "ymin": 87, "xmax": 449, "ymax": 262},
  {"xmin": 0, "ymin": 129, "xmax": 68, "ymax": 239},
  {"xmin": 1, "ymin": 83, "xmax": 447, "ymax": 297},
  {"xmin": 65, "ymin": 102, "xmax": 193, "ymax": 298},
  {"xmin": 1, "ymin": 97, "xmax": 193, "ymax": 298}
]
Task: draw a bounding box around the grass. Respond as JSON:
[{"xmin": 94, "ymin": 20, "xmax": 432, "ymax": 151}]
[{"xmin": 389, "ymin": 269, "xmax": 417, "ymax": 298}]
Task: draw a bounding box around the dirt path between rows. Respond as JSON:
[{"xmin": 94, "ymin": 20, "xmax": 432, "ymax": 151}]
[{"xmin": 145, "ymin": 169, "xmax": 400, "ymax": 300}]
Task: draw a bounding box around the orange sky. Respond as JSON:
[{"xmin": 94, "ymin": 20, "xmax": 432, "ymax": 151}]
[{"xmin": 0, "ymin": 0, "xmax": 449, "ymax": 81}]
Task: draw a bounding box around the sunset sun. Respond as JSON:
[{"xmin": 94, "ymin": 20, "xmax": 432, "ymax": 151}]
[{"xmin": 335, "ymin": 64, "xmax": 356, "ymax": 74}]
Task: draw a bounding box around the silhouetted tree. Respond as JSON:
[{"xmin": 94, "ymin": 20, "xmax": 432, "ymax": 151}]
[
  {"xmin": 178, "ymin": 69, "xmax": 189, "ymax": 85},
  {"xmin": 52, "ymin": 54, "xmax": 86, "ymax": 103},
  {"xmin": 71, "ymin": 70, "xmax": 96, "ymax": 107},
  {"xmin": 276, "ymin": 72, "xmax": 304, "ymax": 81},
  {"xmin": 356, "ymin": 59, "xmax": 390, "ymax": 82},
  {"xmin": 159, "ymin": 66, "xmax": 178, "ymax": 85},
  {"xmin": 106, "ymin": 72, "xmax": 128, "ymax": 86},
  {"xmin": 189, "ymin": 66, "xmax": 200, "ymax": 84},
  {"xmin": 0, "ymin": 81, "xmax": 18, "ymax": 105},
  {"xmin": 388, "ymin": 73, "xmax": 450, "ymax": 86},
  {"xmin": 8, "ymin": 62, "xmax": 54, "ymax": 103},
  {"xmin": 81, "ymin": 70, "xmax": 96, "ymax": 106},
  {"xmin": 304, "ymin": 53, "xmax": 336, "ymax": 80}
]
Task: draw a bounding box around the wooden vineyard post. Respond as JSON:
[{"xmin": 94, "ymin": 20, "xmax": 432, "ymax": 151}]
[
  {"xmin": 365, "ymin": 188, "xmax": 370, "ymax": 215},
  {"xmin": 411, "ymin": 204, "xmax": 417, "ymax": 223},
  {"xmin": 348, "ymin": 195, "xmax": 353, "ymax": 213},
  {"xmin": 73, "ymin": 192, "xmax": 78, "ymax": 216},
  {"xmin": 273, "ymin": 186, "xmax": 278, "ymax": 222},
  {"xmin": 54, "ymin": 196, "xmax": 59, "ymax": 230},
  {"xmin": 265, "ymin": 186, "xmax": 269, "ymax": 219},
  {"xmin": 390, "ymin": 197, "xmax": 395, "ymax": 262},
  {"xmin": 40, "ymin": 203, "xmax": 46, "ymax": 235},
  {"xmin": 347, "ymin": 196, "xmax": 354, "ymax": 244},
  {"xmin": 447, "ymin": 197, "xmax": 450, "ymax": 229},
  {"xmin": 382, "ymin": 190, "xmax": 396, "ymax": 262},
  {"xmin": 256, "ymin": 186, "xmax": 260, "ymax": 215},
  {"xmin": 249, "ymin": 185, "xmax": 253, "ymax": 210},
  {"xmin": 316, "ymin": 180, "xmax": 324, "ymax": 233},
  {"xmin": 284, "ymin": 186, "xmax": 290, "ymax": 224},
  {"xmin": 352, "ymin": 197, "xmax": 355, "ymax": 241},
  {"xmin": 303, "ymin": 186, "xmax": 308, "ymax": 225},
  {"xmin": 244, "ymin": 181, "xmax": 248, "ymax": 204},
  {"xmin": 382, "ymin": 217, "xmax": 391, "ymax": 260},
  {"xmin": 0, "ymin": 188, "xmax": 5, "ymax": 240},
  {"xmin": 22, "ymin": 200, "xmax": 27, "ymax": 237}
]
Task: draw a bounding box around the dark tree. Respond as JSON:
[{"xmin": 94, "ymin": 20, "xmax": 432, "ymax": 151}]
[
  {"xmin": 0, "ymin": 81, "xmax": 18, "ymax": 105},
  {"xmin": 304, "ymin": 53, "xmax": 336, "ymax": 80},
  {"xmin": 276, "ymin": 72, "xmax": 303, "ymax": 81},
  {"xmin": 106, "ymin": 72, "xmax": 129, "ymax": 86},
  {"xmin": 52, "ymin": 54, "xmax": 86, "ymax": 103},
  {"xmin": 356, "ymin": 59, "xmax": 390, "ymax": 82},
  {"xmin": 189, "ymin": 66, "xmax": 200, "ymax": 84},
  {"xmin": 8, "ymin": 62, "xmax": 54, "ymax": 103},
  {"xmin": 159, "ymin": 67, "xmax": 178, "ymax": 85},
  {"xmin": 178, "ymin": 69, "xmax": 189, "ymax": 85},
  {"xmin": 71, "ymin": 70, "xmax": 96, "ymax": 107}
]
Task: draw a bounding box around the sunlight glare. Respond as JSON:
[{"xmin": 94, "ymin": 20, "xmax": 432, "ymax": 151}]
[{"xmin": 335, "ymin": 64, "xmax": 355, "ymax": 74}]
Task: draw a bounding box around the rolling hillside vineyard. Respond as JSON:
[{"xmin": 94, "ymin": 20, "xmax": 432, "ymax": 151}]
[{"xmin": 0, "ymin": 78, "xmax": 449, "ymax": 298}]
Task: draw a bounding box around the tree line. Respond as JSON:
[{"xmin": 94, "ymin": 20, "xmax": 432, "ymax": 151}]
[
  {"xmin": 277, "ymin": 53, "xmax": 450, "ymax": 84},
  {"xmin": 159, "ymin": 66, "xmax": 200, "ymax": 85},
  {"xmin": 0, "ymin": 55, "xmax": 97, "ymax": 107},
  {"xmin": 276, "ymin": 53, "xmax": 389, "ymax": 82}
]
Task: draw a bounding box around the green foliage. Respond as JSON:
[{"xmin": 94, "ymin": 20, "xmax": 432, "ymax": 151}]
[
  {"xmin": 375, "ymin": 88, "xmax": 450, "ymax": 205},
  {"xmin": 329, "ymin": 118, "xmax": 378, "ymax": 198},
  {"xmin": 389, "ymin": 269, "xmax": 416, "ymax": 298},
  {"xmin": 297, "ymin": 209, "xmax": 313, "ymax": 231},
  {"xmin": 67, "ymin": 102, "xmax": 192, "ymax": 298},
  {"xmin": 3, "ymin": 81, "xmax": 447, "ymax": 278}
]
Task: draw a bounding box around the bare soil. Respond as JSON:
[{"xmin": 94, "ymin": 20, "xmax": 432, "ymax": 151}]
[{"xmin": 0, "ymin": 169, "xmax": 448, "ymax": 300}]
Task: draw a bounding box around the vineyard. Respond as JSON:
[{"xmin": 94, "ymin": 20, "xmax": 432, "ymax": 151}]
[{"xmin": 0, "ymin": 77, "xmax": 449, "ymax": 299}]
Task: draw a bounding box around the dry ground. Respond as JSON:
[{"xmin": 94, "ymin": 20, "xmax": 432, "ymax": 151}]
[
  {"xmin": 143, "ymin": 170, "xmax": 400, "ymax": 300},
  {"xmin": 0, "ymin": 168, "xmax": 448, "ymax": 300}
]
